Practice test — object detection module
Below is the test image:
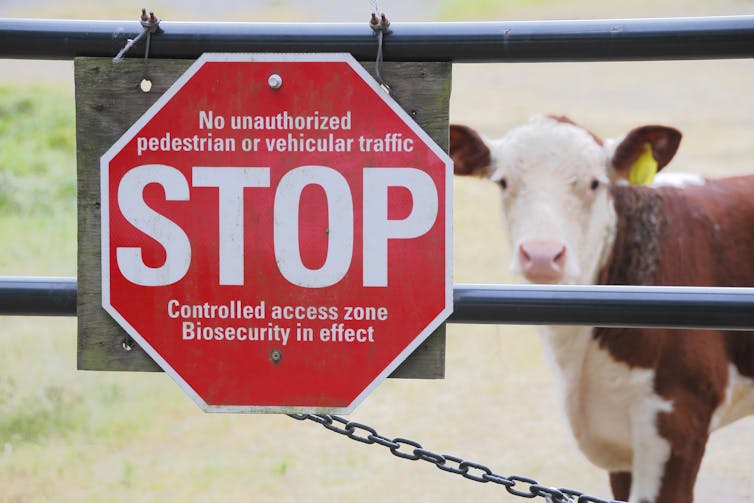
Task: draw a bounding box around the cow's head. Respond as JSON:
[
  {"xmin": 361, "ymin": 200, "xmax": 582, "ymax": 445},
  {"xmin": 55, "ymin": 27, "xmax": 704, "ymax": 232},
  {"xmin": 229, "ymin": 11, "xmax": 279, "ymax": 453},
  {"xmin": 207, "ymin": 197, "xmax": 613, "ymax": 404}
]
[{"xmin": 450, "ymin": 115, "xmax": 681, "ymax": 284}]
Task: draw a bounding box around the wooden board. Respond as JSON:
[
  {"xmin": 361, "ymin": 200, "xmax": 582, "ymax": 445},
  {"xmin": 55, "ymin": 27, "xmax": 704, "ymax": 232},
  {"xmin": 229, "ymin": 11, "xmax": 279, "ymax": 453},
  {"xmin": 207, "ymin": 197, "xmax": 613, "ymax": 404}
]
[{"xmin": 76, "ymin": 57, "xmax": 450, "ymax": 379}]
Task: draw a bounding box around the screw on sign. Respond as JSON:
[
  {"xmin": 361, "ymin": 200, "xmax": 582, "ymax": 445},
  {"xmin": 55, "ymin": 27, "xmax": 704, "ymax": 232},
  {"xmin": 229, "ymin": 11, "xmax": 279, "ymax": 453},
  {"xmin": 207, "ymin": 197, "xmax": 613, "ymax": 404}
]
[{"xmin": 101, "ymin": 53, "xmax": 453, "ymax": 413}]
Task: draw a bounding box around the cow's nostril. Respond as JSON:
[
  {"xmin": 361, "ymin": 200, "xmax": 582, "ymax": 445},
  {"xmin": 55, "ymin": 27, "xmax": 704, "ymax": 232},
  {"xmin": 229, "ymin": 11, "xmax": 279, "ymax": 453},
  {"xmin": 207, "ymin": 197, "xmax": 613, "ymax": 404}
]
[
  {"xmin": 519, "ymin": 245, "xmax": 531, "ymax": 263},
  {"xmin": 553, "ymin": 245, "xmax": 566, "ymax": 266}
]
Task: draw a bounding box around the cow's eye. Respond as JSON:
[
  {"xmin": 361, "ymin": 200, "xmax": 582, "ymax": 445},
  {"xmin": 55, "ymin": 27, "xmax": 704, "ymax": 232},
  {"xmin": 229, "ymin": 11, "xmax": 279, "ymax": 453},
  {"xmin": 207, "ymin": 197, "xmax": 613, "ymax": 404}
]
[
  {"xmin": 590, "ymin": 178, "xmax": 600, "ymax": 191},
  {"xmin": 497, "ymin": 177, "xmax": 508, "ymax": 190}
]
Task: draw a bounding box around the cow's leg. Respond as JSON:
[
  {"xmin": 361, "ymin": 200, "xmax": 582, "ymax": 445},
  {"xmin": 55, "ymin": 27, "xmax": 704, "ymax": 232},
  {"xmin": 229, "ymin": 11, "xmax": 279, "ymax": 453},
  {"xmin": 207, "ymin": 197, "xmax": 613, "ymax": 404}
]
[
  {"xmin": 650, "ymin": 342, "xmax": 724, "ymax": 503},
  {"xmin": 627, "ymin": 402, "xmax": 673, "ymax": 503},
  {"xmin": 609, "ymin": 471, "xmax": 631, "ymax": 501},
  {"xmin": 650, "ymin": 405, "xmax": 712, "ymax": 503},
  {"xmin": 628, "ymin": 397, "xmax": 712, "ymax": 503},
  {"xmin": 652, "ymin": 442, "xmax": 707, "ymax": 503}
]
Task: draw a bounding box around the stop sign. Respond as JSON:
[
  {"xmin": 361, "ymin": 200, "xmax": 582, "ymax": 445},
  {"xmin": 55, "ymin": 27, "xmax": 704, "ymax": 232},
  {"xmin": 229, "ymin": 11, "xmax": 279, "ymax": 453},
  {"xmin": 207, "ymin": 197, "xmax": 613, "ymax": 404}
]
[{"xmin": 101, "ymin": 53, "xmax": 452, "ymax": 413}]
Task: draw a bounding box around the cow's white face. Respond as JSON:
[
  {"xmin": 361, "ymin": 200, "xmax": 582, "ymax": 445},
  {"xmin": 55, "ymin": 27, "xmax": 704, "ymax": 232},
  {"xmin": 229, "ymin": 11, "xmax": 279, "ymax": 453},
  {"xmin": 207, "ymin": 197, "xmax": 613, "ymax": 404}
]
[
  {"xmin": 487, "ymin": 117, "xmax": 615, "ymax": 284},
  {"xmin": 449, "ymin": 115, "xmax": 682, "ymax": 285}
]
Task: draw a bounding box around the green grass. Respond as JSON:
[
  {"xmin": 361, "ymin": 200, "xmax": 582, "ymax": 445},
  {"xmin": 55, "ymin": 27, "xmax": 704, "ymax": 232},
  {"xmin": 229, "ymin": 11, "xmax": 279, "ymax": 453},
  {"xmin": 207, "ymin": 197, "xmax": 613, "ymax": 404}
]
[
  {"xmin": 0, "ymin": 86, "xmax": 76, "ymax": 216},
  {"xmin": 0, "ymin": 86, "xmax": 89, "ymax": 499},
  {"xmin": 437, "ymin": 0, "xmax": 555, "ymax": 20},
  {"xmin": 436, "ymin": 0, "xmax": 753, "ymax": 21},
  {"xmin": 0, "ymin": 86, "xmax": 77, "ymax": 276}
]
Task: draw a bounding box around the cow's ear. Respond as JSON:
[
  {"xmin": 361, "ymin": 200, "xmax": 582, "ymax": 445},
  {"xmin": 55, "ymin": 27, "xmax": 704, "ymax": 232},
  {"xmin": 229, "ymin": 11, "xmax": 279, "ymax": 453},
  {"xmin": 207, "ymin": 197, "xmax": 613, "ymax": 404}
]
[
  {"xmin": 610, "ymin": 125, "xmax": 682, "ymax": 185},
  {"xmin": 449, "ymin": 124, "xmax": 493, "ymax": 177}
]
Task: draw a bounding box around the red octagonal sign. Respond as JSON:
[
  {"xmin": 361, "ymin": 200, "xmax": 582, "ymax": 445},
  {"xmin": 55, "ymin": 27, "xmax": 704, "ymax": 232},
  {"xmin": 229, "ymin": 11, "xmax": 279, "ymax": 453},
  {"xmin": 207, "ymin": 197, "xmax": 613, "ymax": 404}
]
[{"xmin": 101, "ymin": 53, "xmax": 452, "ymax": 413}]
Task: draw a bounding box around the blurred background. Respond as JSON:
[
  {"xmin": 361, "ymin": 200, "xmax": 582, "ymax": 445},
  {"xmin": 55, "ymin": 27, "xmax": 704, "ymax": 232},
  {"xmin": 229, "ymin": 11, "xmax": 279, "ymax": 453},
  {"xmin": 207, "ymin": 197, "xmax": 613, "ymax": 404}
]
[{"xmin": 1, "ymin": 1, "xmax": 753, "ymax": 501}]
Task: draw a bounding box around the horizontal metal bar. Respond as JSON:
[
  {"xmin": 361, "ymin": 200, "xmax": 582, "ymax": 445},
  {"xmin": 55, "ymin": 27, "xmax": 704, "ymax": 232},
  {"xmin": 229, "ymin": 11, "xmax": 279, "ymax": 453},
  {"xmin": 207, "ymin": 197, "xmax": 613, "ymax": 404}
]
[
  {"xmin": 1, "ymin": 277, "xmax": 753, "ymax": 330},
  {"xmin": 450, "ymin": 284, "xmax": 754, "ymax": 330},
  {"xmin": 0, "ymin": 276, "xmax": 77, "ymax": 317},
  {"xmin": 0, "ymin": 16, "xmax": 753, "ymax": 62}
]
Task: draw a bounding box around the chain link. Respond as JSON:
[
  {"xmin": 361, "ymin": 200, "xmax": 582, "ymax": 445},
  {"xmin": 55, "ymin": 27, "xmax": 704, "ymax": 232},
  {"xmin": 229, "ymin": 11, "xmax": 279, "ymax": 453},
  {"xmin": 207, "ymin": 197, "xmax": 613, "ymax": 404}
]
[{"xmin": 289, "ymin": 414, "xmax": 624, "ymax": 503}]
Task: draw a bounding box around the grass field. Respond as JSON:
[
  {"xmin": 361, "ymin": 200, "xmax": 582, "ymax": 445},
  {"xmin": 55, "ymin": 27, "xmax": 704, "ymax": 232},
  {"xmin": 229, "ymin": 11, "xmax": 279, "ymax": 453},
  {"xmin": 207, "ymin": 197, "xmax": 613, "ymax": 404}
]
[{"xmin": 1, "ymin": 1, "xmax": 754, "ymax": 502}]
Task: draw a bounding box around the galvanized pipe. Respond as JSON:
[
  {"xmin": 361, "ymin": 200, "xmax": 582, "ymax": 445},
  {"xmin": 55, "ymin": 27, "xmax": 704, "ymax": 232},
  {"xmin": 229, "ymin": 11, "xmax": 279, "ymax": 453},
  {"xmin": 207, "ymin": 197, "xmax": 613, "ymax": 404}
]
[
  {"xmin": 2, "ymin": 277, "xmax": 753, "ymax": 330},
  {"xmin": 0, "ymin": 16, "xmax": 753, "ymax": 62},
  {"xmin": 0, "ymin": 276, "xmax": 77, "ymax": 317},
  {"xmin": 450, "ymin": 284, "xmax": 754, "ymax": 330}
]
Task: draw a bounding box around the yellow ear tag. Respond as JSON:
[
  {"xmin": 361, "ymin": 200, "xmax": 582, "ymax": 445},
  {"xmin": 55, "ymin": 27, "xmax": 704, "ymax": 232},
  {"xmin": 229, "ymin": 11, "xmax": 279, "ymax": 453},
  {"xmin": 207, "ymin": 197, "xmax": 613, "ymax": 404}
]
[{"xmin": 628, "ymin": 142, "xmax": 658, "ymax": 186}]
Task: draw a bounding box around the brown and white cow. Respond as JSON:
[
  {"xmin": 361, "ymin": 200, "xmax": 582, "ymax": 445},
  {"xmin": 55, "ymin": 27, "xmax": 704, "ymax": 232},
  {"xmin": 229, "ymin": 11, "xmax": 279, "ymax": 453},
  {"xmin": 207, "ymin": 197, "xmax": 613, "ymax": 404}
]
[{"xmin": 449, "ymin": 115, "xmax": 754, "ymax": 503}]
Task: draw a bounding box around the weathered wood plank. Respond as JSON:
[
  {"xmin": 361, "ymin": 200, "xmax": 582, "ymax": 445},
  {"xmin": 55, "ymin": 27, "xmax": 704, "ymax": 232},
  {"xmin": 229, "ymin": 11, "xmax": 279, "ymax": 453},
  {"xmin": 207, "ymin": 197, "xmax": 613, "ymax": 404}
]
[{"xmin": 76, "ymin": 57, "xmax": 450, "ymax": 379}]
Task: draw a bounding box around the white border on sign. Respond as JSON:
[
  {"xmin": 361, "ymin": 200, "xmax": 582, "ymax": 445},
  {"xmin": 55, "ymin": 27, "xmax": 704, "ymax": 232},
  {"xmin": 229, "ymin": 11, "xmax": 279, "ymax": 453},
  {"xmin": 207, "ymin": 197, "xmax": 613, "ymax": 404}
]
[{"xmin": 100, "ymin": 53, "xmax": 453, "ymax": 414}]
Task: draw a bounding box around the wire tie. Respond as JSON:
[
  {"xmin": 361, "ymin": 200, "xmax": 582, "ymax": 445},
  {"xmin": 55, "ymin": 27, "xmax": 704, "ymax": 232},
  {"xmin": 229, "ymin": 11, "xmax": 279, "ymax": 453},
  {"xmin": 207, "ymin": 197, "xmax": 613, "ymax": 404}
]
[
  {"xmin": 113, "ymin": 8, "xmax": 161, "ymax": 64},
  {"xmin": 369, "ymin": 10, "xmax": 393, "ymax": 95}
]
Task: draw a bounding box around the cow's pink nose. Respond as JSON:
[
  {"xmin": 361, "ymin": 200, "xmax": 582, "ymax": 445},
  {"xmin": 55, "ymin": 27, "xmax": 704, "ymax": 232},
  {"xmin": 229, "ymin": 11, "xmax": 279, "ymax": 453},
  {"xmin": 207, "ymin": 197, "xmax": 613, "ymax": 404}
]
[{"xmin": 518, "ymin": 240, "xmax": 567, "ymax": 283}]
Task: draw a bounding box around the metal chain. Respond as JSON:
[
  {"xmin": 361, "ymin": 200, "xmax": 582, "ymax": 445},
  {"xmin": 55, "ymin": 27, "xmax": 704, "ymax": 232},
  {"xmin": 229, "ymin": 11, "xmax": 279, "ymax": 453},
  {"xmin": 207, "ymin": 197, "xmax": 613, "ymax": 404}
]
[{"xmin": 289, "ymin": 414, "xmax": 624, "ymax": 503}]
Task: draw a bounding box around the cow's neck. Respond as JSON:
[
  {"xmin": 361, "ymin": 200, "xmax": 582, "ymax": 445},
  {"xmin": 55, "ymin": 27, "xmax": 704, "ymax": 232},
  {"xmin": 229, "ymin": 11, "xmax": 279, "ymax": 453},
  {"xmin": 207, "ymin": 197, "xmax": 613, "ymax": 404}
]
[
  {"xmin": 539, "ymin": 325, "xmax": 593, "ymax": 376},
  {"xmin": 598, "ymin": 185, "xmax": 664, "ymax": 286},
  {"xmin": 536, "ymin": 325, "xmax": 592, "ymax": 452}
]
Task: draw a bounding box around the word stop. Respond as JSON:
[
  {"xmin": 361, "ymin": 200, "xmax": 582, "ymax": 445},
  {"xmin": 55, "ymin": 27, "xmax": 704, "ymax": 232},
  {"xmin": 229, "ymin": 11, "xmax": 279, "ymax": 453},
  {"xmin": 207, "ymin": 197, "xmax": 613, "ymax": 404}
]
[{"xmin": 114, "ymin": 164, "xmax": 439, "ymax": 288}]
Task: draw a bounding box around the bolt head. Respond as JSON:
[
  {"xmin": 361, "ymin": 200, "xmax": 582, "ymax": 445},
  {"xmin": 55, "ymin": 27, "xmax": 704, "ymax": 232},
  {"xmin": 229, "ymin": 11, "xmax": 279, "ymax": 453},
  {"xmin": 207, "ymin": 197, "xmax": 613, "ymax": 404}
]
[
  {"xmin": 270, "ymin": 349, "xmax": 283, "ymax": 364},
  {"xmin": 268, "ymin": 74, "xmax": 283, "ymax": 89}
]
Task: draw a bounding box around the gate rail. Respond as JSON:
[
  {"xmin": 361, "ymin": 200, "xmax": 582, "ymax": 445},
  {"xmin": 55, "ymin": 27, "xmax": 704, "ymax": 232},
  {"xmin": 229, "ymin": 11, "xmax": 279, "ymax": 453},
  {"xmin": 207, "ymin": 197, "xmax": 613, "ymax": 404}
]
[
  {"xmin": 1, "ymin": 16, "xmax": 754, "ymax": 62},
  {"xmin": 3, "ymin": 277, "xmax": 753, "ymax": 330},
  {"xmin": 3, "ymin": 14, "xmax": 754, "ymax": 330}
]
